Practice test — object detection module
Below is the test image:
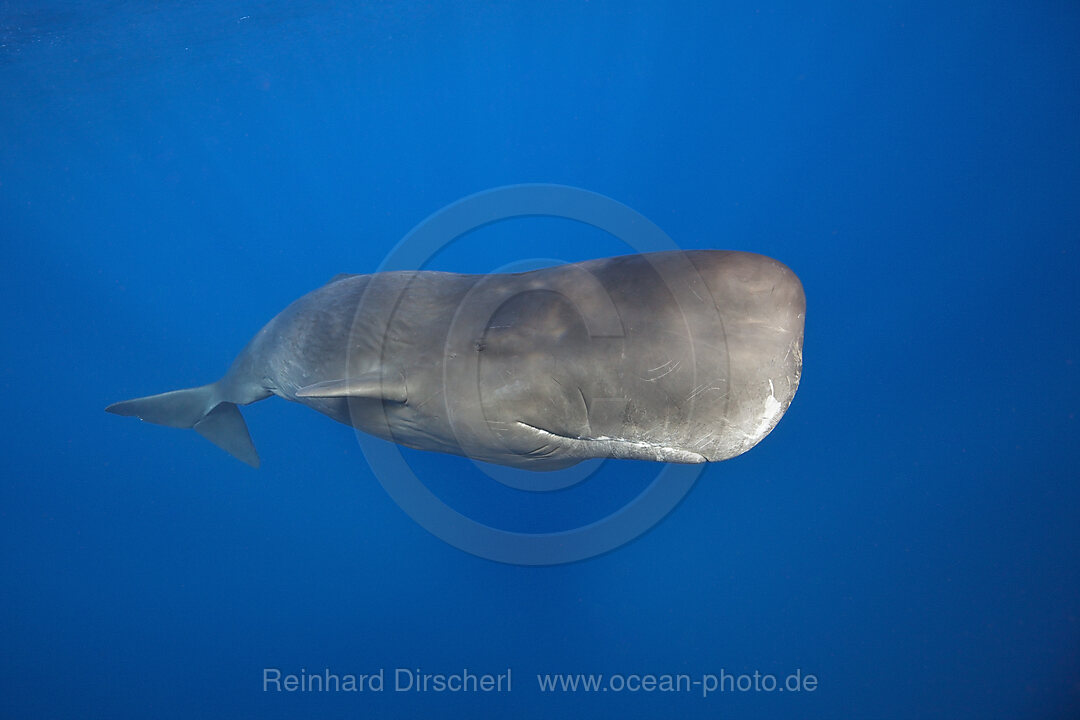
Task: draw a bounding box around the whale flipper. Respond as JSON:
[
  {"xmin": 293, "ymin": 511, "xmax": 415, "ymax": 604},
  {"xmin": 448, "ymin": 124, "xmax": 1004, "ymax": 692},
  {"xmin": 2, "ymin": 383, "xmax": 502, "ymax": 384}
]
[
  {"xmin": 295, "ymin": 373, "xmax": 407, "ymax": 403},
  {"xmin": 106, "ymin": 384, "xmax": 259, "ymax": 467}
]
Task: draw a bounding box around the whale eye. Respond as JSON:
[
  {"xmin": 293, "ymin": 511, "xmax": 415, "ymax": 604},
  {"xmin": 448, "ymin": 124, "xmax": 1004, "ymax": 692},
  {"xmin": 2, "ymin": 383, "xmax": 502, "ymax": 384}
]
[{"xmin": 474, "ymin": 340, "xmax": 486, "ymax": 352}]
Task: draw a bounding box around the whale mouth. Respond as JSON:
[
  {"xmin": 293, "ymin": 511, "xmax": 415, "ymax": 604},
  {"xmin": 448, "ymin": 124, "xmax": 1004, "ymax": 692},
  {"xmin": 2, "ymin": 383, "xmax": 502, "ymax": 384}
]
[{"xmin": 514, "ymin": 421, "xmax": 707, "ymax": 464}]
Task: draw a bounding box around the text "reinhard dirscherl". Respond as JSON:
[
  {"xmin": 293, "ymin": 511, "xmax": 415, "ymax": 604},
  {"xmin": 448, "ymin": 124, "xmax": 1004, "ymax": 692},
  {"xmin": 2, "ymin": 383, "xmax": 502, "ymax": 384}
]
[{"xmin": 263, "ymin": 667, "xmax": 512, "ymax": 693}]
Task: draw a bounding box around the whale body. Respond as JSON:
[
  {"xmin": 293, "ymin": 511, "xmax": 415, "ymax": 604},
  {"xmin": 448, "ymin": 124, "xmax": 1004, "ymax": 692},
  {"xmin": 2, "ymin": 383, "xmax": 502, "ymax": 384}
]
[{"xmin": 107, "ymin": 251, "xmax": 805, "ymax": 470}]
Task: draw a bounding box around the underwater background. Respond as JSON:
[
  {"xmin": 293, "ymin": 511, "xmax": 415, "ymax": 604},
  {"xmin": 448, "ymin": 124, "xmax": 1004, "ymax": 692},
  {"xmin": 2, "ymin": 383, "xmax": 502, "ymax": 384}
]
[{"xmin": 2, "ymin": 1, "xmax": 1079, "ymax": 718}]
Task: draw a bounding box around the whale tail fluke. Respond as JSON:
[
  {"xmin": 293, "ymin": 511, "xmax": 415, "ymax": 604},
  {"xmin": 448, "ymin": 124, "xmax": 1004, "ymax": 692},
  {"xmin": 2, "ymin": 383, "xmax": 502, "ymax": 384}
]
[{"xmin": 106, "ymin": 383, "xmax": 260, "ymax": 468}]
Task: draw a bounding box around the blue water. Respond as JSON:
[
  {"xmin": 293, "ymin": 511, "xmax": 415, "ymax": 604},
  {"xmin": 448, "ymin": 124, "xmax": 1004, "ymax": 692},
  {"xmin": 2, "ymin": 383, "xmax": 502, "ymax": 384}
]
[{"xmin": 3, "ymin": 2, "xmax": 1079, "ymax": 718}]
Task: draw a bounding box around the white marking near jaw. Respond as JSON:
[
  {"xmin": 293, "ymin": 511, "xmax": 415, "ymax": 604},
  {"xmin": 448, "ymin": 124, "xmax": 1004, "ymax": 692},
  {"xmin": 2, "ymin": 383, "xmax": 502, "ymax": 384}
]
[
  {"xmin": 749, "ymin": 379, "xmax": 782, "ymax": 442},
  {"xmin": 516, "ymin": 422, "xmax": 706, "ymax": 463}
]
